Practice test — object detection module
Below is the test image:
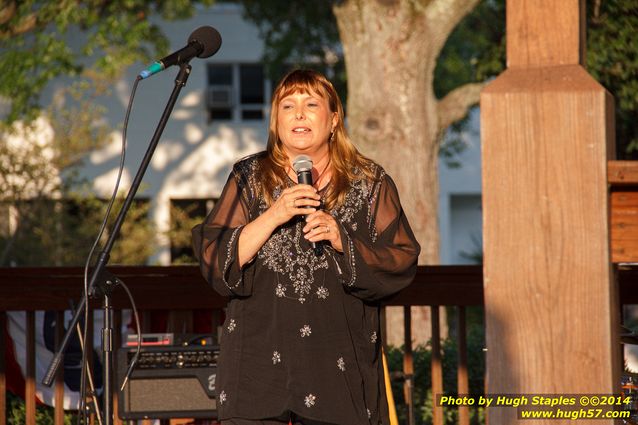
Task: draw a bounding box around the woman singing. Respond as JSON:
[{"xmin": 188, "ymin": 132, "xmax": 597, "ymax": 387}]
[{"xmin": 192, "ymin": 69, "xmax": 420, "ymax": 425}]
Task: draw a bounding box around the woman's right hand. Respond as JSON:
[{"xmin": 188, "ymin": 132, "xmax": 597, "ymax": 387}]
[
  {"xmin": 237, "ymin": 184, "xmax": 320, "ymax": 267},
  {"xmin": 265, "ymin": 184, "xmax": 321, "ymax": 227}
]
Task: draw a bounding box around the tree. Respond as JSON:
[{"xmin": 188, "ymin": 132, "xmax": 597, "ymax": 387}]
[
  {"xmin": 435, "ymin": 0, "xmax": 638, "ymax": 160},
  {"xmin": 0, "ymin": 0, "xmax": 214, "ymax": 124},
  {"xmin": 2, "ymin": 0, "xmax": 635, "ymax": 265},
  {"xmin": 586, "ymin": 0, "xmax": 638, "ymax": 159},
  {"xmin": 242, "ymin": 0, "xmax": 638, "ymax": 265},
  {"xmin": 0, "ymin": 0, "xmax": 218, "ymax": 265},
  {"xmin": 0, "ymin": 87, "xmax": 156, "ymax": 266},
  {"xmin": 242, "ymin": 0, "xmax": 484, "ymax": 265},
  {"xmin": 333, "ymin": 0, "xmax": 484, "ymax": 265}
]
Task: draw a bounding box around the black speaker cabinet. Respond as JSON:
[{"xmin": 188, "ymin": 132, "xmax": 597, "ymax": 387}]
[{"xmin": 116, "ymin": 345, "xmax": 219, "ymax": 420}]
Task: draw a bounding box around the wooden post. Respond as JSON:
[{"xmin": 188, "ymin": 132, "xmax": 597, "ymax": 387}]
[
  {"xmin": 0, "ymin": 312, "xmax": 5, "ymax": 425},
  {"xmin": 25, "ymin": 311, "xmax": 35, "ymax": 425},
  {"xmin": 430, "ymin": 306, "xmax": 443, "ymax": 425},
  {"xmin": 481, "ymin": 0, "xmax": 618, "ymax": 423},
  {"xmin": 402, "ymin": 306, "xmax": 414, "ymax": 425},
  {"xmin": 54, "ymin": 311, "xmax": 65, "ymax": 425},
  {"xmin": 457, "ymin": 307, "xmax": 469, "ymax": 425}
]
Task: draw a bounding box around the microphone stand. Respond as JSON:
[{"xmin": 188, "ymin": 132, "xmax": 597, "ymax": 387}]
[
  {"xmin": 42, "ymin": 62, "xmax": 193, "ymax": 425},
  {"xmin": 73, "ymin": 313, "xmax": 103, "ymax": 425}
]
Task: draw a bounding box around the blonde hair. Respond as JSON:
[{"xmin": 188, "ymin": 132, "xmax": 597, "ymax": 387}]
[{"xmin": 260, "ymin": 69, "xmax": 375, "ymax": 210}]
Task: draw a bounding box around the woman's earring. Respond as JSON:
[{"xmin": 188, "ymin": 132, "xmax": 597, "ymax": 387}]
[{"xmin": 329, "ymin": 130, "xmax": 335, "ymax": 143}]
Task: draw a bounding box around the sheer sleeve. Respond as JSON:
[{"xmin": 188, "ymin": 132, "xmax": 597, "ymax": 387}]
[
  {"xmin": 332, "ymin": 174, "xmax": 420, "ymax": 301},
  {"xmin": 192, "ymin": 170, "xmax": 254, "ymax": 297}
]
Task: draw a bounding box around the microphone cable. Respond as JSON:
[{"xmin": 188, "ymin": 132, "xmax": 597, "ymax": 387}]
[{"xmin": 77, "ymin": 75, "xmax": 142, "ymax": 425}]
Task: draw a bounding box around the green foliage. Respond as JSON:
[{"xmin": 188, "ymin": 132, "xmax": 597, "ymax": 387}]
[
  {"xmin": 386, "ymin": 307, "xmax": 486, "ymax": 425},
  {"xmin": 47, "ymin": 81, "xmax": 111, "ymax": 171},
  {"xmin": 0, "ymin": 0, "xmax": 215, "ymax": 123},
  {"xmin": 434, "ymin": 0, "xmax": 505, "ymax": 100},
  {"xmin": 435, "ymin": 0, "xmax": 638, "ymax": 159},
  {"xmin": 168, "ymin": 200, "xmax": 214, "ymax": 264},
  {"xmin": 0, "ymin": 0, "xmax": 219, "ymax": 266},
  {"xmin": 0, "ymin": 189, "xmax": 155, "ymax": 267},
  {"xmin": 93, "ymin": 191, "xmax": 156, "ymax": 265},
  {"xmin": 238, "ymin": 1, "xmax": 341, "ymax": 79},
  {"xmin": 0, "ymin": 76, "xmax": 155, "ymax": 266},
  {"xmin": 238, "ymin": 1, "xmax": 348, "ymax": 104},
  {"xmin": 433, "ymin": 0, "xmax": 503, "ymax": 165},
  {"xmin": 6, "ymin": 391, "xmax": 76, "ymax": 425},
  {"xmin": 459, "ymin": 234, "xmax": 483, "ymax": 264},
  {"xmin": 586, "ymin": 0, "xmax": 638, "ymax": 158}
]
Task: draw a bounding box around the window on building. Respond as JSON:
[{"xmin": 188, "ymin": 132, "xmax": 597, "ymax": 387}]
[
  {"xmin": 170, "ymin": 198, "xmax": 216, "ymax": 264},
  {"xmin": 206, "ymin": 63, "xmax": 268, "ymax": 123},
  {"xmin": 207, "ymin": 64, "xmax": 233, "ymax": 121}
]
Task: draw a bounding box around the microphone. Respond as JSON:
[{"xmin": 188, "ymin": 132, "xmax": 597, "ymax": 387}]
[
  {"xmin": 293, "ymin": 155, "xmax": 313, "ymax": 186},
  {"xmin": 293, "ymin": 155, "xmax": 322, "ymax": 255},
  {"xmin": 139, "ymin": 26, "xmax": 222, "ymax": 79}
]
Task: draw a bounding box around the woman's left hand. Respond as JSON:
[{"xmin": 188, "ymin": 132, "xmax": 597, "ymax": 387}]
[{"xmin": 303, "ymin": 210, "xmax": 343, "ymax": 252}]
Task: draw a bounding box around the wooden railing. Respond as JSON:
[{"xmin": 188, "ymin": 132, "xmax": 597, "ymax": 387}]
[
  {"xmin": 1, "ymin": 264, "xmax": 637, "ymax": 425},
  {"xmin": 2, "ymin": 160, "xmax": 637, "ymax": 425},
  {"xmin": 609, "ymin": 161, "xmax": 638, "ymax": 263},
  {"xmin": 0, "ymin": 265, "xmax": 483, "ymax": 425}
]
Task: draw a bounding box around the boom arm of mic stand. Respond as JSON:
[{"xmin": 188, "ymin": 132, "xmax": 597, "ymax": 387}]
[{"xmin": 42, "ymin": 63, "xmax": 193, "ymax": 388}]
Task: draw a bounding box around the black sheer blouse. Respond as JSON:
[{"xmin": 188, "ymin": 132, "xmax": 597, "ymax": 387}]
[{"xmin": 192, "ymin": 152, "xmax": 420, "ymax": 425}]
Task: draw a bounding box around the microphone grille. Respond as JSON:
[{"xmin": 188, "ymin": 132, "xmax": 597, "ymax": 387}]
[
  {"xmin": 189, "ymin": 26, "xmax": 222, "ymax": 58},
  {"xmin": 292, "ymin": 155, "xmax": 313, "ymax": 173}
]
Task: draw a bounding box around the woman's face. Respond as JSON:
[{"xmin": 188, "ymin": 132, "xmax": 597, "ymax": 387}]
[{"xmin": 276, "ymin": 90, "xmax": 337, "ymax": 160}]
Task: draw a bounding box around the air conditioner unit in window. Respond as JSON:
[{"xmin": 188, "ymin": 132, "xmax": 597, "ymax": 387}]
[{"xmin": 206, "ymin": 86, "xmax": 234, "ymax": 109}]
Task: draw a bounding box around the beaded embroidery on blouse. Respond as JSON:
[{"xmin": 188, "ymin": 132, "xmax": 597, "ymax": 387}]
[{"xmin": 232, "ymin": 155, "xmax": 384, "ymax": 301}]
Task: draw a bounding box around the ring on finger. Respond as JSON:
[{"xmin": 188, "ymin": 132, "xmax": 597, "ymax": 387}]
[{"xmin": 325, "ymin": 225, "xmax": 330, "ymax": 233}]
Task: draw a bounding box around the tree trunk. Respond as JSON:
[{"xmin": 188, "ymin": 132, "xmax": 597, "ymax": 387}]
[
  {"xmin": 333, "ymin": 0, "xmax": 480, "ymax": 265},
  {"xmin": 333, "ymin": 4, "xmax": 482, "ymax": 423}
]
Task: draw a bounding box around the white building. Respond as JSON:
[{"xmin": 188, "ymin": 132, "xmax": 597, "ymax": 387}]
[
  {"xmin": 21, "ymin": 3, "xmax": 484, "ymax": 266},
  {"xmin": 439, "ymin": 108, "xmax": 483, "ymax": 265}
]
